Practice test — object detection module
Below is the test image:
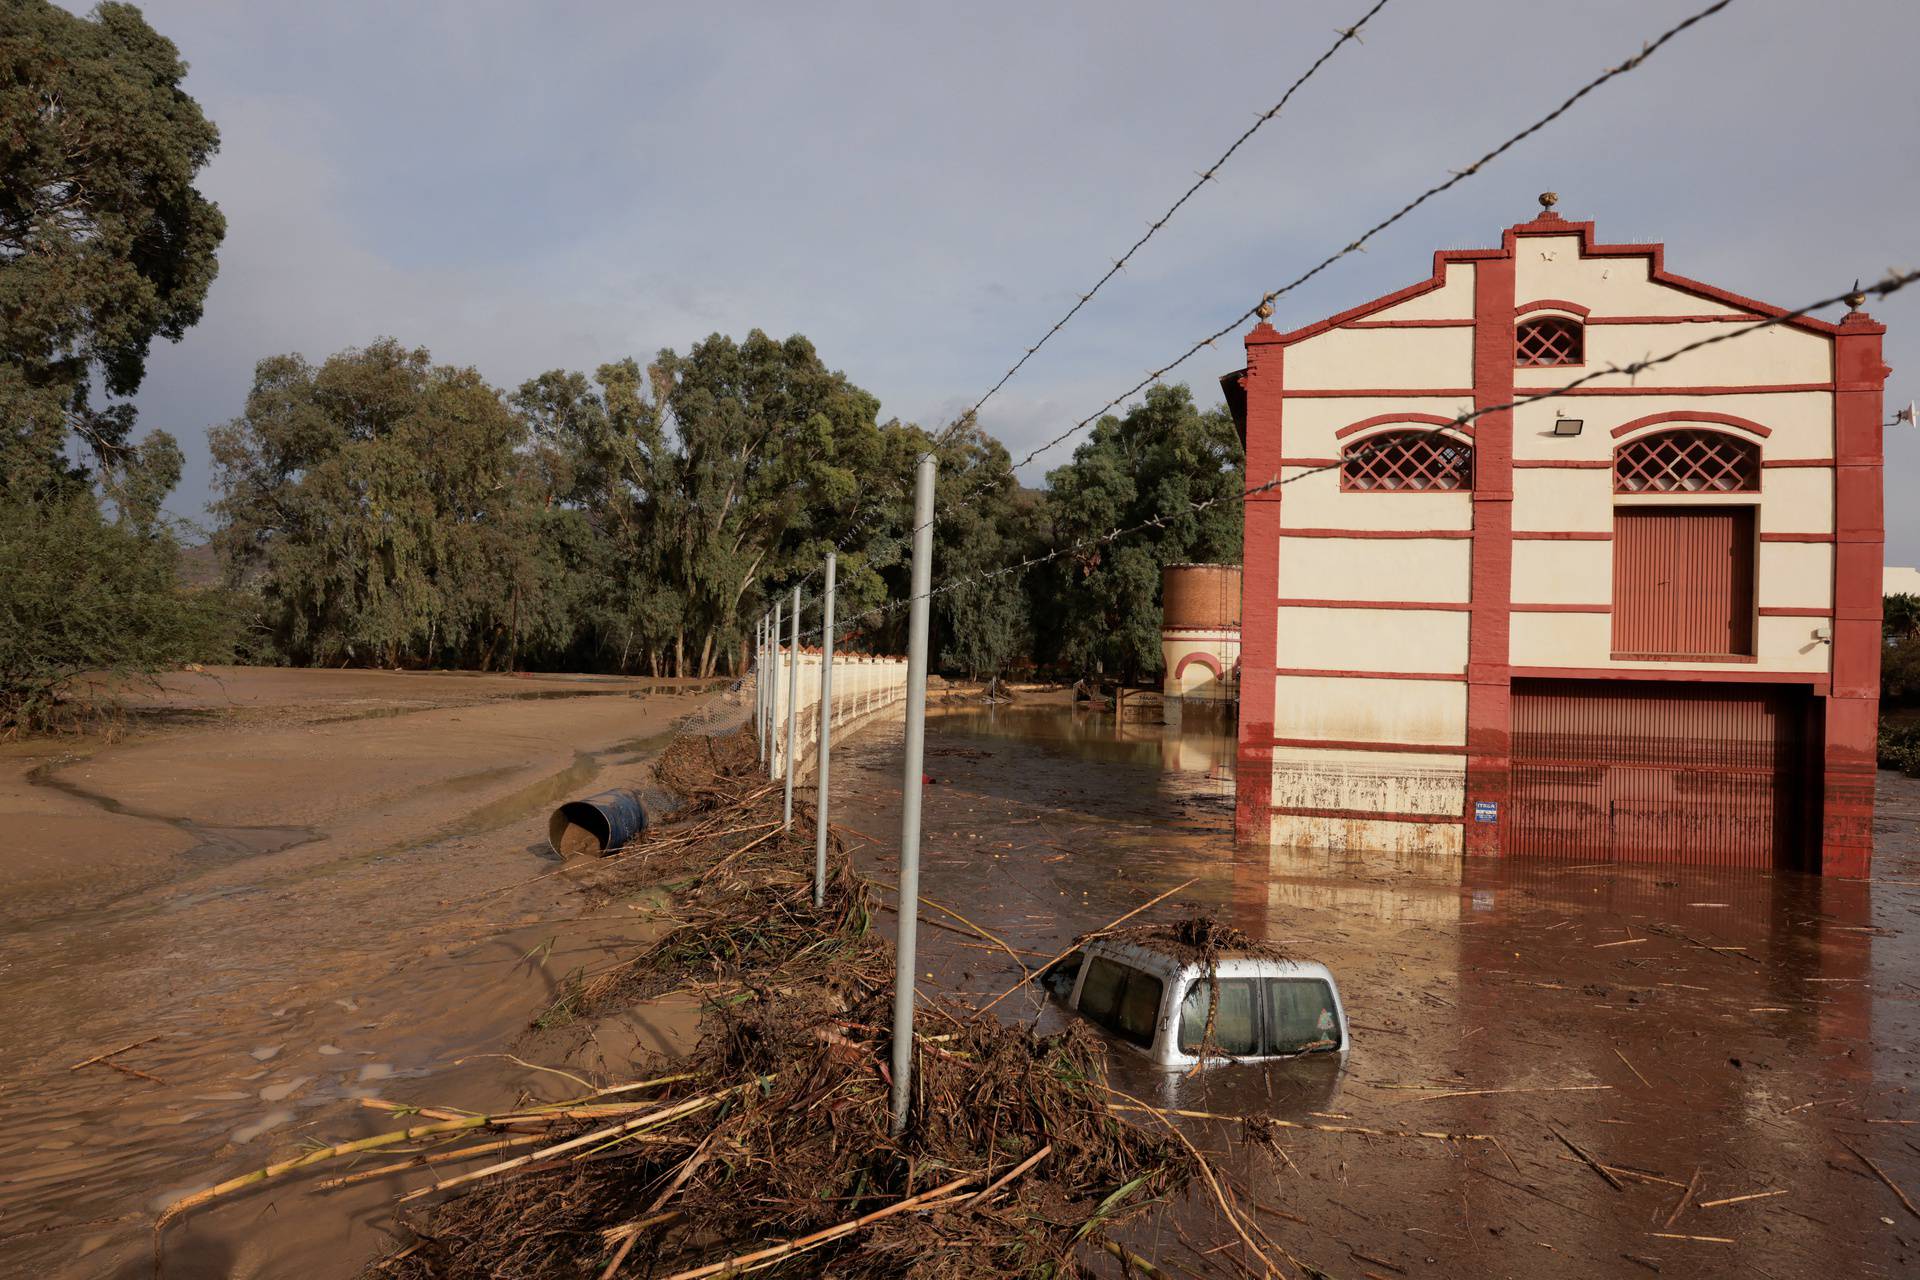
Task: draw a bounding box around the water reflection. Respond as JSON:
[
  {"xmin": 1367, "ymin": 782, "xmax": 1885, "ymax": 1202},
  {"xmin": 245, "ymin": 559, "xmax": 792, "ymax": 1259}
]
[{"xmin": 836, "ymin": 701, "xmax": 1909, "ymax": 1277}]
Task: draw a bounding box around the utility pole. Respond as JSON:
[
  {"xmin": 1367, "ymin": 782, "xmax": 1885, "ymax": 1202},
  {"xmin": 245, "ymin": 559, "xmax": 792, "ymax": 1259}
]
[
  {"xmin": 889, "ymin": 453, "xmax": 935, "ymax": 1136},
  {"xmin": 813, "ymin": 553, "xmax": 837, "ymax": 907},
  {"xmin": 767, "ymin": 598, "xmax": 781, "ymax": 781},
  {"xmin": 783, "ymin": 584, "xmax": 801, "ymax": 830}
]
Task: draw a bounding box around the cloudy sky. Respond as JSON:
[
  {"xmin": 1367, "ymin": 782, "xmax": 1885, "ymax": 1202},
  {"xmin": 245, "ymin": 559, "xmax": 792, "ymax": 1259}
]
[{"xmin": 105, "ymin": 1, "xmax": 1920, "ymax": 559}]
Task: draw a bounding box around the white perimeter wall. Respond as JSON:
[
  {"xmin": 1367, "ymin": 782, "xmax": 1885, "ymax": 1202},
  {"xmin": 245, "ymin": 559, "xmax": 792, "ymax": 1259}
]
[{"xmin": 766, "ymin": 650, "xmax": 910, "ymax": 777}]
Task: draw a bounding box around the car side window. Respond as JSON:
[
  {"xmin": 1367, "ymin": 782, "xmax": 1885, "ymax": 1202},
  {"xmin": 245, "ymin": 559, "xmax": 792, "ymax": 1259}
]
[
  {"xmin": 1115, "ymin": 970, "xmax": 1163, "ymax": 1048},
  {"xmin": 1078, "ymin": 957, "xmax": 1163, "ymax": 1049},
  {"xmin": 1178, "ymin": 978, "xmax": 1259, "ymax": 1056},
  {"xmin": 1078, "ymin": 957, "xmax": 1127, "ymax": 1023},
  {"xmin": 1265, "ymin": 978, "xmax": 1341, "ymax": 1054}
]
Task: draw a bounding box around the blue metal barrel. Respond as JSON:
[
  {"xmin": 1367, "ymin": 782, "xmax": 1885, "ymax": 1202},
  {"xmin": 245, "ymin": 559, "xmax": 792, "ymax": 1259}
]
[{"xmin": 548, "ymin": 788, "xmax": 649, "ymax": 857}]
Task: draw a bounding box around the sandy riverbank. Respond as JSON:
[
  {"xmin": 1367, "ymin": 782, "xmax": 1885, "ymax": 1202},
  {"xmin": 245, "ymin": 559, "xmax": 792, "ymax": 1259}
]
[{"xmin": 0, "ymin": 667, "xmax": 718, "ymax": 1277}]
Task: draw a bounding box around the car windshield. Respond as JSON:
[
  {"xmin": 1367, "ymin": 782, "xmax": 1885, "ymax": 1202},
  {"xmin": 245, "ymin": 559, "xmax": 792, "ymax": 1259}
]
[
  {"xmin": 1266, "ymin": 977, "xmax": 1341, "ymax": 1054},
  {"xmin": 1178, "ymin": 977, "xmax": 1259, "ymax": 1056},
  {"xmin": 1077, "ymin": 956, "xmax": 1163, "ymax": 1049}
]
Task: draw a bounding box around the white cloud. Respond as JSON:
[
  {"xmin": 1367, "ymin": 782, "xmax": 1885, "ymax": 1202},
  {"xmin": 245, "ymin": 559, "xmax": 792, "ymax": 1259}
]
[{"xmin": 114, "ymin": 0, "xmax": 1920, "ymax": 561}]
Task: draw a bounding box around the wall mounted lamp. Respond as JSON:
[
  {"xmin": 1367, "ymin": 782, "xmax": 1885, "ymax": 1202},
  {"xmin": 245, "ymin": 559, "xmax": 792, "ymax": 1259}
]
[{"xmin": 1552, "ymin": 418, "xmax": 1584, "ymax": 437}]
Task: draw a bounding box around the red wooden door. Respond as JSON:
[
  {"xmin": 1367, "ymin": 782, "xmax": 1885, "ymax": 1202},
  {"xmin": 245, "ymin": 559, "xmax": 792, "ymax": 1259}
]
[
  {"xmin": 1511, "ymin": 680, "xmax": 1809, "ymax": 869},
  {"xmin": 1612, "ymin": 507, "xmax": 1756, "ymax": 657}
]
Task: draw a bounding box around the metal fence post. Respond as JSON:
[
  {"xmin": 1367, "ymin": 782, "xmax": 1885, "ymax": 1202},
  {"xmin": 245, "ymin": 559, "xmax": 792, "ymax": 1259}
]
[
  {"xmin": 813, "ymin": 553, "xmax": 837, "ymax": 907},
  {"xmin": 889, "ymin": 453, "xmax": 936, "ymax": 1136},
  {"xmin": 767, "ymin": 599, "xmax": 781, "ymax": 780},
  {"xmin": 755, "ymin": 613, "xmax": 767, "ymax": 763},
  {"xmin": 783, "ymin": 584, "xmax": 801, "ymax": 829}
]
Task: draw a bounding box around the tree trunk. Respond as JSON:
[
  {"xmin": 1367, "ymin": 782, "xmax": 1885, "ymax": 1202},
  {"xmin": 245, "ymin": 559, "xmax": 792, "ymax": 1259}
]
[
  {"xmin": 697, "ymin": 630, "xmax": 715, "ymax": 680},
  {"xmin": 674, "ymin": 629, "xmax": 685, "ymax": 680},
  {"xmin": 507, "ymin": 586, "xmax": 520, "ymax": 674}
]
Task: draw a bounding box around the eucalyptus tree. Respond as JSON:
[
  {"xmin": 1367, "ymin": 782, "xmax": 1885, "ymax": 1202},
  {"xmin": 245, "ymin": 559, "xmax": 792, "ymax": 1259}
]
[
  {"xmin": 1031, "ymin": 384, "xmax": 1243, "ymax": 681},
  {"xmin": 211, "ymin": 340, "xmax": 551, "ymax": 669},
  {"xmin": 0, "ymin": 1, "xmax": 228, "ymax": 729},
  {"xmin": 648, "ymin": 330, "xmax": 895, "ymax": 677}
]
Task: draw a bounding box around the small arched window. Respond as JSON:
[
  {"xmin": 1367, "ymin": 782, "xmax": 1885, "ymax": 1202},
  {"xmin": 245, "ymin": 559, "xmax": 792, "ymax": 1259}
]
[
  {"xmin": 1341, "ymin": 431, "xmax": 1473, "ymax": 492},
  {"xmin": 1614, "ymin": 429, "xmax": 1759, "ymax": 493},
  {"xmin": 1515, "ymin": 315, "xmax": 1583, "ymax": 367}
]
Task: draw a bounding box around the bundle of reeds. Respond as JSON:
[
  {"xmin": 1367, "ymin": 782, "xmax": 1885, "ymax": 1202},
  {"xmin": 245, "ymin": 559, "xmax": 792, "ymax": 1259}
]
[{"xmin": 158, "ymin": 724, "xmax": 1238, "ymax": 1278}]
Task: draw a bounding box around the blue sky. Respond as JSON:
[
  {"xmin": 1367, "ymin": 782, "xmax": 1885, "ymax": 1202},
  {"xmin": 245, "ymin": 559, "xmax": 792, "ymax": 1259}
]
[{"xmin": 104, "ymin": 1, "xmax": 1920, "ymax": 560}]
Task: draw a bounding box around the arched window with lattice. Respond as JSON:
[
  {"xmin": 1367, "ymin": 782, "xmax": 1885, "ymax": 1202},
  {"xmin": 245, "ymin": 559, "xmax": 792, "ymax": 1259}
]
[
  {"xmin": 1515, "ymin": 315, "xmax": 1583, "ymax": 367},
  {"xmin": 1341, "ymin": 431, "xmax": 1473, "ymax": 492},
  {"xmin": 1614, "ymin": 429, "xmax": 1760, "ymax": 493}
]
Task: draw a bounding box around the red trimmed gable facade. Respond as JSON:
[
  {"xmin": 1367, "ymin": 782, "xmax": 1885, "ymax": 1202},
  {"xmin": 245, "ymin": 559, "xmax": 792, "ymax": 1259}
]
[{"xmin": 1223, "ymin": 199, "xmax": 1888, "ymax": 875}]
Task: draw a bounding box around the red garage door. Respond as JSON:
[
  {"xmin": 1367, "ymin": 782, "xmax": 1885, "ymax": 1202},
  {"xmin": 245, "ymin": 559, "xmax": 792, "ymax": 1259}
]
[{"xmin": 1510, "ymin": 679, "xmax": 1813, "ymax": 869}]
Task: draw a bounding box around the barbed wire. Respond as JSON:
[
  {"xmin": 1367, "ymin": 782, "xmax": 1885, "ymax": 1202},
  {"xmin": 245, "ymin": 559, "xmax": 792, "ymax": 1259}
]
[
  {"xmin": 953, "ymin": 0, "xmax": 1738, "ymax": 510},
  {"xmin": 786, "ymin": 0, "xmax": 1397, "ymax": 596},
  {"xmin": 949, "ymin": 0, "xmax": 1393, "ymax": 436},
  {"xmin": 786, "ymin": 264, "xmax": 1915, "ymax": 649},
  {"xmin": 776, "ymin": 0, "xmax": 1739, "ymax": 619},
  {"xmin": 774, "ymin": 0, "xmax": 1732, "ymax": 629}
]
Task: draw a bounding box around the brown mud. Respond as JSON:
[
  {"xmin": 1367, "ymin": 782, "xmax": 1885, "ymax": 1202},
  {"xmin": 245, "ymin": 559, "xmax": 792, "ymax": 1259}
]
[
  {"xmin": 4, "ymin": 678, "xmax": 1916, "ymax": 1278},
  {"xmin": 365, "ymin": 728, "xmax": 1196, "ymax": 1280},
  {"xmin": 827, "ymin": 701, "xmax": 1920, "ymax": 1279},
  {"xmin": 0, "ymin": 668, "xmax": 713, "ymax": 1278}
]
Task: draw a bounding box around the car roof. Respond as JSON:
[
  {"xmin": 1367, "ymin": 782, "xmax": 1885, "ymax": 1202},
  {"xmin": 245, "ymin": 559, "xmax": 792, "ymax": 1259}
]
[{"xmin": 1082, "ymin": 938, "xmax": 1336, "ymax": 985}]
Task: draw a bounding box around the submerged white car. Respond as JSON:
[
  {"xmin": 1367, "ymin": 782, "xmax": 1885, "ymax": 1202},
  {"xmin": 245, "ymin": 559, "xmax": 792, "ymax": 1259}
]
[{"xmin": 1049, "ymin": 938, "xmax": 1349, "ymax": 1070}]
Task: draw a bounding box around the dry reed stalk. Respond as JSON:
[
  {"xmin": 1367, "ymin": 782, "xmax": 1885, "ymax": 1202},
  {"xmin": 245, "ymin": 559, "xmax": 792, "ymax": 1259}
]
[
  {"xmin": 69, "ymin": 1035, "xmax": 162, "ymax": 1071},
  {"xmin": 396, "ymin": 1083, "xmax": 757, "ymax": 1203},
  {"xmin": 651, "ymin": 1174, "xmax": 980, "ymax": 1280},
  {"xmin": 978, "ymin": 877, "xmax": 1198, "ymax": 1013},
  {"xmin": 1698, "ymin": 1189, "xmax": 1786, "ymax": 1208},
  {"xmin": 965, "ymin": 1143, "xmax": 1052, "ymax": 1205},
  {"xmin": 1105, "ymin": 1087, "xmax": 1283, "ymax": 1278},
  {"xmin": 1094, "ymin": 1236, "xmax": 1168, "ymax": 1277},
  {"xmin": 920, "ymin": 895, "xmax": 1029, "ymax": 974},
  {"xmin": 1405, "ymin": 1085, "xmax": 1611, "ymax": 1102},
  {"xmin": 1840, "ymin": 1137, "xmax": 1920, "ymax": 1219},
  {"xmin": 1550, "ymin": 1125, "xmax": 1623, "ymax": 1192},
  {"xmin": 1101, "ymin": 1097, "xmax": 1497, "ymax": 1145},
  {"xmin": 314, "ymin": 1134, "xmax": 548, "ymax": 1190},
  {"xmin": 159, "ymin": 1113, "xmax": 505, "ymax": 1226}
]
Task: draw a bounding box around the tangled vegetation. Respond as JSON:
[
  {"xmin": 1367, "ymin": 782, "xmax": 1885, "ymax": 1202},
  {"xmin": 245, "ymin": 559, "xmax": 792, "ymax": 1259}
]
[{"xmin": 355, "ymin": 725, "xmax": 1199, "ymax": 1278}]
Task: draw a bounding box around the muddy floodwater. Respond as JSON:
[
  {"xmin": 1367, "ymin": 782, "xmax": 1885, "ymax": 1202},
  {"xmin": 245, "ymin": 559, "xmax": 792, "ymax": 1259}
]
[
  {"xmin": 1, "ymin": 678, "xmax": 1915, "ymax": 1278},
  {"xmin": 830, "ymin": 699, "xmax": 1920, "ymax": 1280},
  {"xmin": 0, "ymin": 668, "xmax": 714, "ymax": 1278}
]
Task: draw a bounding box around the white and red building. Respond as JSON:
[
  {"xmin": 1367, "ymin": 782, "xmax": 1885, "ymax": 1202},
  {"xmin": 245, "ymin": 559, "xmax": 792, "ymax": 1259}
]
[{"xmin": 1221, "ymin": 198, "xmax": 1888, "ymax": 875}]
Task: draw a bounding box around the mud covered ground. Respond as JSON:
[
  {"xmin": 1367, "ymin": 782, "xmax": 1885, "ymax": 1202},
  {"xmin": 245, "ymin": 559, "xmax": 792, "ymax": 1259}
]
[
  {"xmin": 5, "ymin": 680, "xmax": 1916, "ymax": 1278},
  {"xmin": 828, "ymin": 700, "xmax": 1920, "ymax": 1280},
  {"xmin": 0, "ymin": 668, "xmax": 718, "ymax": 1278}
]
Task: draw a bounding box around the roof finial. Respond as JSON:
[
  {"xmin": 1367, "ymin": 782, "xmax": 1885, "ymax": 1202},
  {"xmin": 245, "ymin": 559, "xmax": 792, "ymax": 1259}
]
[
  {"xmin": 1538, "ymin": 190, "xmax": 1559, "ymax": 212},
  {"xmin": 1254, "ymin": 293, "xmax": 1275, "ymax": 321},
  {"xmin": 1844, "ymin": 279, "xmax": 1867, "ymax": 312}
]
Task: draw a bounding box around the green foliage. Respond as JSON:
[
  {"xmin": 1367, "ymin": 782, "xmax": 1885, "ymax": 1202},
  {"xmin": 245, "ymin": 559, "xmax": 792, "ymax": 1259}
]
[
  {"xmin": 1, "ymin": 0, "xmax": 224, "ymax": 503},
  {"xmin": 0, "ymin": 2, "xmax": 227, "ymax": 730},
  {"xmin": 1877, "ymin": 720, "xmax": 1920, "ymax": 778},
  {"xmin": 211, "ymin": 331, "xmax": 932, "ymax": 677},
  {"xmin": 930, "ymin": 422, "xmax": 1039, "ymax": 679},
  {"xmin": 205, "ymin": 326, "xmax": 1242, "ymax": 684},
  {"xmin": 647, "ymin": 330, "xmax": 897, "ymax": 676},
  {"xmin": 1030, "ymin": 385, "xmax": 1243, "ymax": 680},
  {"xmin": 1885, "ymin": 593, "xmax": 1920, "ymax": 642},
  {"xmin": 0, "ymin": 490, "xmax": 231, "ymax": 732},
  {"xmin": 1884, "ymin": 635, "xmax": 1920, "ymax": 706},
  {"xmin": 1882, "ymin": 594, "xmax": 1920, "ymax": 710},
  {"xmin": 210, "ymin": 340, "xmax": 560, "ymax": 668}
]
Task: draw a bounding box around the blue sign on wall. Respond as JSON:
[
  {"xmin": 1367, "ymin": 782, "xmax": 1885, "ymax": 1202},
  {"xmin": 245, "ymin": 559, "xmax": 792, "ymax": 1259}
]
[{"xmin": 1473, "ymin": 800, "xmax": 1499, "ymax": 824}]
